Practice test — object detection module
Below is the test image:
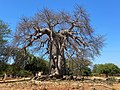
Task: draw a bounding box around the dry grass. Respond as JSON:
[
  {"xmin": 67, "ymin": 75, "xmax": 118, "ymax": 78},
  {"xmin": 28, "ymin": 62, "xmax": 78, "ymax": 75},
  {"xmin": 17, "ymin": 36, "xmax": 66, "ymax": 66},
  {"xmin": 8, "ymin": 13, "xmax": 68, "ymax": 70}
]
[{"xmin": 0, "ymin": 80, "xmax": 120, "ymax": 90}]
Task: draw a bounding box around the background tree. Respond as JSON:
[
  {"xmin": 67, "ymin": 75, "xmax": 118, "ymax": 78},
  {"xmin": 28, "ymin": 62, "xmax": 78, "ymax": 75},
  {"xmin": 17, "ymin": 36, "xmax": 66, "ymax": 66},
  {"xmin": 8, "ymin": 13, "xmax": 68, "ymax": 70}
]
[
  {"xmin": 81, "ymin": 67, "xmax": 91, "ymax": 77},
  {"xmin": 0, "ymin": 20, "xmax": 11, "ymax": 62},
  {"xmin": 25, "ymin": 55, "xmax": 49, "ymax": 76},
  {"xmin": 14, "ymin": 6, "xmax": 104, "ymax": 77},
  {"xmin": 10, "ymin": 48, "xmax": 30, "ymax": 70},
  {"xmin": 66, "ymin": 58, "xmax": 92, "ymax": 76},
  {"xmin": 0, "ymin": 61, "xmax": 8, "ymax": 75},
  {"xmin": 0, "ymin": 20, "xmax": 11, "ymax": 78},
  {"xmin": 92, "ymin": 63, "xmax": 120, "ymax": 77},
  {"xmin": 10, "ymin": 48, "xmax": 49, "ymax": 77}
]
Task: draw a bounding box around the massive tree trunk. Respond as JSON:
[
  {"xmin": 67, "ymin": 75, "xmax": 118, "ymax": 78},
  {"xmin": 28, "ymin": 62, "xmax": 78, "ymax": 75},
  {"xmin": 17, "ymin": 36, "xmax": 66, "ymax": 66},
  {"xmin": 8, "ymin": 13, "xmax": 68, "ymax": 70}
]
[{"xmin": 49, "ymin": 36, "xmax": 66, "ymax": 77}]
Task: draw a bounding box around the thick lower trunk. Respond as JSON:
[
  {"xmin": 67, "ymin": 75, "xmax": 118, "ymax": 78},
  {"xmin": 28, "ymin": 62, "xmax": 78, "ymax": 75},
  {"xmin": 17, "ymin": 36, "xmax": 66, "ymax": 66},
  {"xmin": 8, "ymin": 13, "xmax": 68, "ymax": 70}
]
[
  {"xmin": 49, "ymin": 40, "xmax": 66, "ymax": 77},
  {"xmin": 49, "ymin": 54, "xmax": 66, "ymax": 77}
]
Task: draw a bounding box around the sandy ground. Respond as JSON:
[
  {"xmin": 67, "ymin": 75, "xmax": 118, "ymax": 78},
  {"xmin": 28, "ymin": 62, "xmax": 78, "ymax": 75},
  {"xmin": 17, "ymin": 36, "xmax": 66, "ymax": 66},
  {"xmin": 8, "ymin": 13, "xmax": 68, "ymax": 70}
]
[{"xmin": 0, "ymin": 80, "xmax": 120, "ymax": 90}]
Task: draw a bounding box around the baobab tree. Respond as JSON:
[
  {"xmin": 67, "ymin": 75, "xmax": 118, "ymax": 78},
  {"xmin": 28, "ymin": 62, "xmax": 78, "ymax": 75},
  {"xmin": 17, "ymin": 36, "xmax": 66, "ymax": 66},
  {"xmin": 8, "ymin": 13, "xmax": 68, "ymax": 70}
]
[{"xmin": 14, "ymin": 6, "xmax": 104, "ymax": 77}]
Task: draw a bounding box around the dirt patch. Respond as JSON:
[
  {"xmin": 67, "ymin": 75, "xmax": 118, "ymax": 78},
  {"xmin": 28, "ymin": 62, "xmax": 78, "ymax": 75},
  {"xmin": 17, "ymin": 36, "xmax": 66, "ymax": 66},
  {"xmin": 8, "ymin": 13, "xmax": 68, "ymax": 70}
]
[{"xmin": 0, "ymin": 80, "xmax": 119, "ymax": 90}]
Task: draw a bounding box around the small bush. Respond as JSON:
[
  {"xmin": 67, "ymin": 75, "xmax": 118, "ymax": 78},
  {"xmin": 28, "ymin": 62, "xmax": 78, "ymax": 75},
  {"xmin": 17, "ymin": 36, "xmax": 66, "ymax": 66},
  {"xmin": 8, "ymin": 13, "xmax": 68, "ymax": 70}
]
[
  {"xmin": 106, "ymin": 77, "xmax": 117, "ymax": 85},
  {"xmin": 0, "ymin": 72, "xmax": 4, "ymax": 77},
  {"xmin": 17, "ymin": 70, "xmax": 33, "ymax": 77}
]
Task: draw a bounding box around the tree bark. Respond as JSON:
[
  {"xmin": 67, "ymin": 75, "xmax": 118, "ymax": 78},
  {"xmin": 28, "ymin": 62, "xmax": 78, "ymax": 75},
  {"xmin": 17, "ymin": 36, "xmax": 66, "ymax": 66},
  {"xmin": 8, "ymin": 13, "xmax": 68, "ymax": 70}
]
[{"xmin": 49, "ymin": 38, "xmax": 66, "ymax": 77}]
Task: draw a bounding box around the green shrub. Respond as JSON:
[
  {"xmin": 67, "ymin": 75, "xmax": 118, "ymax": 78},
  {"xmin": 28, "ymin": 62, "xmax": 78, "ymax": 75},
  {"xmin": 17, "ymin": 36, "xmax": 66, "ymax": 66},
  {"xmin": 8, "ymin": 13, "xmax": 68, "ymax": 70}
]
[{"xmin": 17, "ymin": 70, "xmax": 33, "ymax": 77}]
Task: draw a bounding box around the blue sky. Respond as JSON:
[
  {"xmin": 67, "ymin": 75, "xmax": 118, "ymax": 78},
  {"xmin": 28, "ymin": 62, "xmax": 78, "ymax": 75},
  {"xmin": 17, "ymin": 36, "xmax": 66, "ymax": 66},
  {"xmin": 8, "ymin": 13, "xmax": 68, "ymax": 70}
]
[{"xmin": 0, "ymin": 0, "xmax": 120, "ymax": 66}]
